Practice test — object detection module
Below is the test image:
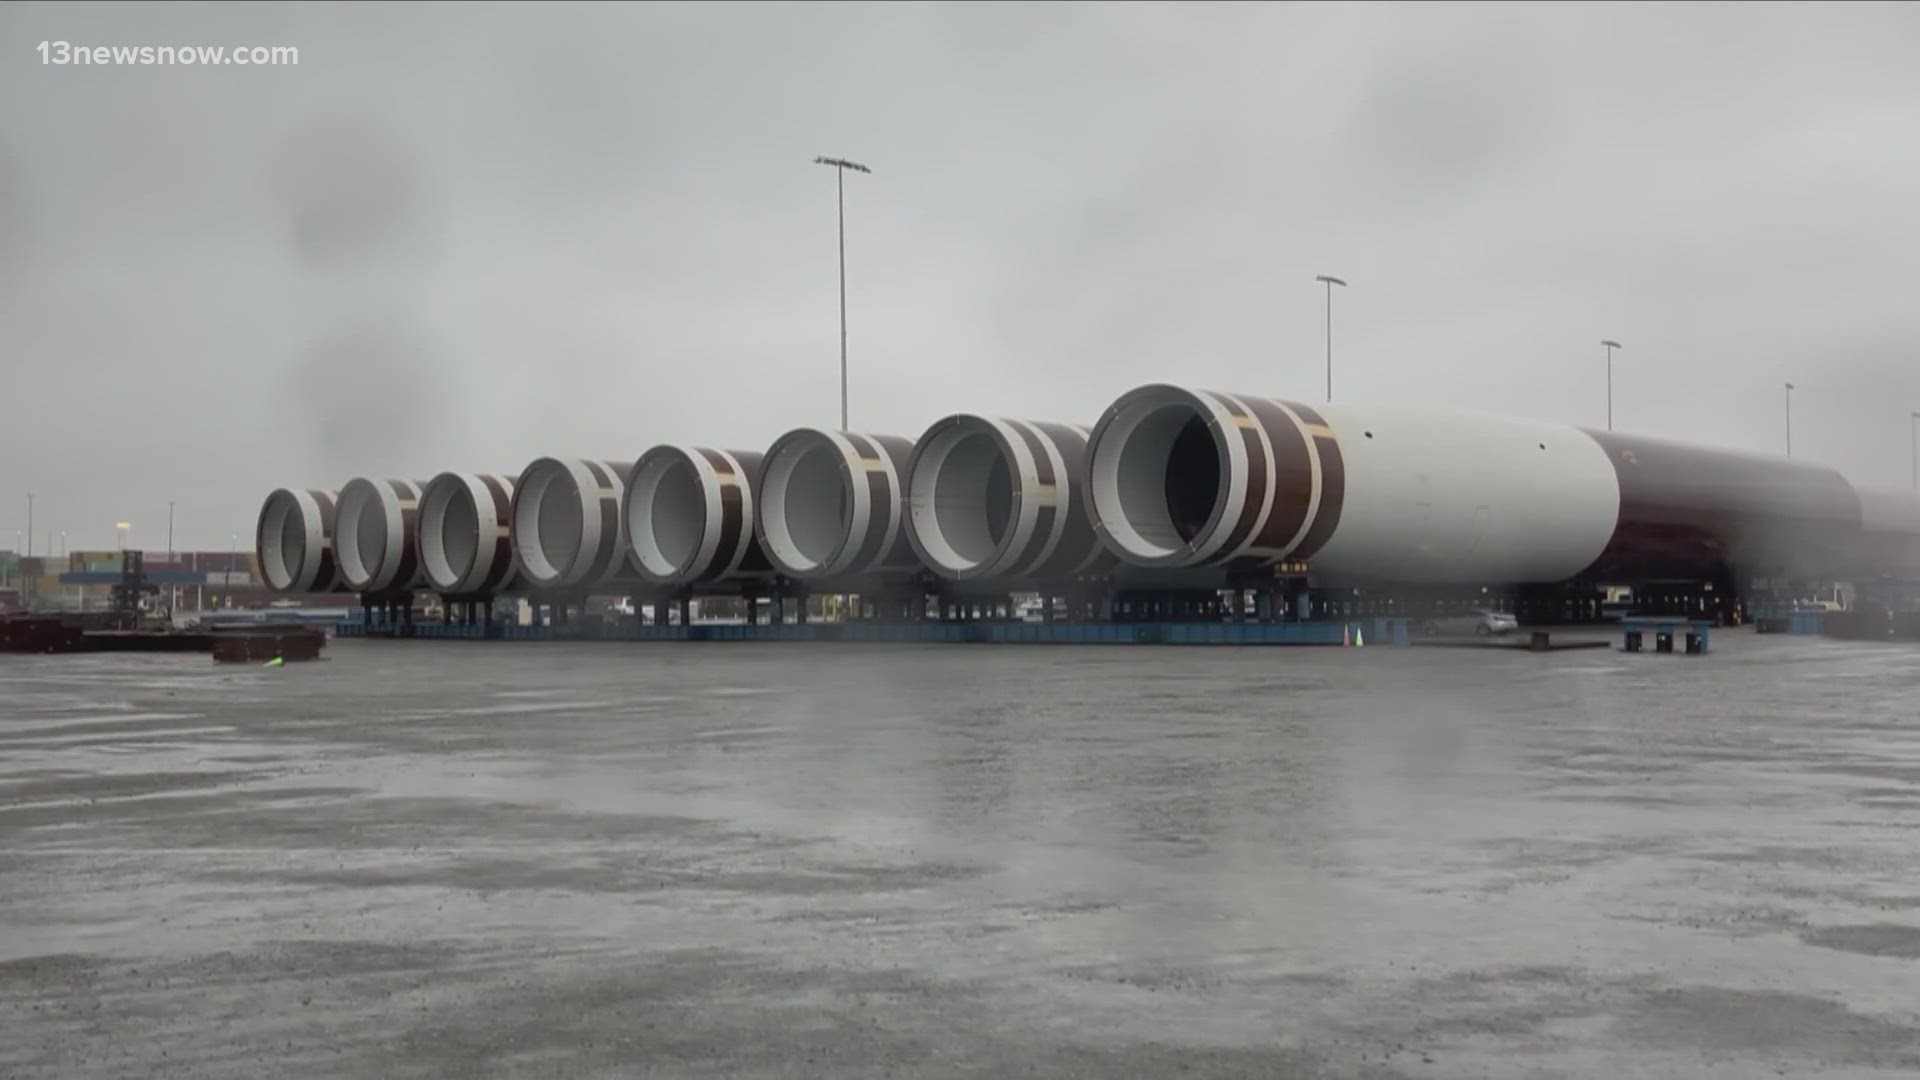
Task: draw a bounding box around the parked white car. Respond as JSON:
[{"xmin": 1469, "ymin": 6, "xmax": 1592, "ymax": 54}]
[{"xmin": 1418, "ymin": 608, "xmax": 1519, "ymax": 637}]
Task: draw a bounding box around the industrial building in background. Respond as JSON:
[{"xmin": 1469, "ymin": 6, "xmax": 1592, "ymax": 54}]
[
  {"xmin": 1, "ymin": 548, "xmax": 274, "ymax": 615},
  {"xmin": 252, "ymin": 384, "xmax": 1920, "ymax": 634}
]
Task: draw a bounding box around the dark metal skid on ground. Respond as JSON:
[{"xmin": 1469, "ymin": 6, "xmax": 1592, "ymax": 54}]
[{"xmin": 337, "ymin": 615, "xmax": 1415, "ymax": 647}]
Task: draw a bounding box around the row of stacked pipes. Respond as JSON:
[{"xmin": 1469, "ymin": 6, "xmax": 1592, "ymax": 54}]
[{"xmin": 256, "ymin": 383, "xmax": 1920, "ymax": 603}]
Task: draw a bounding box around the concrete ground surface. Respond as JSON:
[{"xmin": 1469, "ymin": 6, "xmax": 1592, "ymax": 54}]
[{"xmin": 2, "ymin": 632, "xmax": 1918, "ymax": 1079}]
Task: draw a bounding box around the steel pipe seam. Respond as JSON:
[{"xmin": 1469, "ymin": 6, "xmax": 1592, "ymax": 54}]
[
  {"xmin": 418, "ymin": 472, "xmax": 518, "ymax": 596},
  {"xmin": 756, "ymin": 428, "xmax": 917, "ymax": 580},
  {"xmin": 625, "ymin": 445, "xmax": 769, "ymax": 585},
  {"xmin": 336, "ymin": 477, "xmax": 427, "ymax": 593},
  {"xmin": 510, "ymin": 457, "xmax": 638, "ymax": 591},
  {"xmin": 254, "ymin": 487, "xmax": 345, "ymax": 594},
  {"xmin": 905, "ymin": 414, "xmax": 1116, "ymax": 582}
]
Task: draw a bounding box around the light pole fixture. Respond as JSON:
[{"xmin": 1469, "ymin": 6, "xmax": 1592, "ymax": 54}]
[
  {"xmin": 813, "ymin": 155, "xmax": 871, "ymax": 431},
  {"xmin": 1315, "ymin": 275, "xmax": 1347, "ymax": 403},
  {"xmin": 1601, "ymin": 341, "xmax": 1622, "ymax": 431},
  {"xmin": 116, "ymin": 521, "xmax": 131, "ymax": 552}
]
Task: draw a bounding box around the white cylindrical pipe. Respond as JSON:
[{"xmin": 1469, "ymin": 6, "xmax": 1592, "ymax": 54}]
[
  {"xmin": 625, "ymin": 445, "xmax": 769, "ymax": 585},
  {"xmin": 905, "ymin": 414, "xmax": 1114, "ymax": 582},
  {"xmin": 335, "ymin": 477, "xmax": 427, "ymax": 594},
  {"xmin": 253, "ymin": 488, "xmax": 346, "ymax": 594},
  {"xmin": 1085, "ymin": 385, "xmax": 1257, "ymax": 568},
  {"xmin": 1086, "ymin": 384, "xmax": 1623, "ymax": 584},
  {"xmin": 418, "ymin": 472, "xmax": 518, "ymax": 595},
  {"xmin": 755, "ymin": 428, "xmax": 917, "ymax": 580},
  {"xmin": 1306, "ymin": 403, "xmax": 1620, "ymax": 584},
  {"xmin": 510, "ymin": 457, "xmax": 640, "ymax": 591}
]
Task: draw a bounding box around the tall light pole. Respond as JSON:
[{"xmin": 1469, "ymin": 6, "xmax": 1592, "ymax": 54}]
[
  {"xmin": 24, "ymin": 493, "xmax": 32, "ymax": 558},
  {"xmin": 813, "ymin": 155, "xmax": 871, "ymax": 431},
  {"xmin": 1601, "ymin": 341, "xmax": 1622, "ymax": 431},
  {"xmin": 166, "ymin": 501, "xmax": 176, "ymax": 612},
  {"xmin": 1784, "ymin": 382, "xmax": 1795, "ymax": 457},
  {"xmin": 1315, "ymin": 275, "xmax": 1347, "ymax": 403},
  {"xmin": 116, "ymin": 521, "xmax": 130, "ymax": 553}
]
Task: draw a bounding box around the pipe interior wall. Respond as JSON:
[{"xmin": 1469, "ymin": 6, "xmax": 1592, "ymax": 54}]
[
  {"xmin": 418, "ymin": 472, "xmax": 519, "ymax": 596},
  {"xmin": 625, "ymin": 446, "xmax": 770, "ymax": 586},
  {"xmin": 510, "ymin": 458, "xmax": 643, "ymax": 591},
  {"xmin": 1086, "ymin": 385, "xmax": 1344, "ymax": 572},
  {"xmin": 906, "ymin": 414, "xmax": 1116, "ymax": 583},
  {"xmin": 756, "ymin": 429, "xmax": 918, "ymax": 581},
  {"xmin": 253, "ymin": 487, "xmax": 346, "ymax": 594},
  {"xmin": 335, "ymin": 477, "xmax": 427, "ymax": 594}
]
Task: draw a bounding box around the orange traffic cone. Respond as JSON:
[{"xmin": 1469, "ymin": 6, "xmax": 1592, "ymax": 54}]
[{"xmin": 1342, "ymin": 623, "xmax": 1352, "ymax": 647}]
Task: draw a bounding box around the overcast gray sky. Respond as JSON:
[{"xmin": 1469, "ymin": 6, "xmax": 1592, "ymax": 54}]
[{"xmin": 4, "ymin": 1, "xmax": 1920, "ymax": 552}]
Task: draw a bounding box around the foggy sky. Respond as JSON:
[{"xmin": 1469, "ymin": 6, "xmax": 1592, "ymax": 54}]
[{"xmin": 5, "ymin": 1, "xmax": 1920, "ymax": 551}]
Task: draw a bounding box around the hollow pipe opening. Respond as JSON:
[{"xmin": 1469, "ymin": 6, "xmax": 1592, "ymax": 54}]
[
  {"xmin": 514, "ymin": 464, "xmax": 584, "ymax": 585},
  {"xmin": 258, "ymin": 491, "xmax": 301, "ymax": 591},
  {"xmin": 335, "ymin": 482, "xmax": 388, "ymax": 588},
  {"xmin": 909, "ymin": 422, "xmax": 1016, "ymax": 576},
  {"xmin": 1091, "ymin": 394, "xmax": 1227, "ymax": 564},
  {"xmin": 760, "ymin": 436, "xmax": 851, "ymax": 574},
  {"xmin": 629, "ymin": 450, "xmax": 707, "ymax": 580},
  {"xmin": 420, "ymin": 478, "xmax": 480, "ymax": 591}
]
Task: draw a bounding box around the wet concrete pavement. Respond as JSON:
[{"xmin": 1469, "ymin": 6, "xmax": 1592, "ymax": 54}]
[{"xmin": 3, "ymin": 632, "xmax": 1918, "ymax": 1078}]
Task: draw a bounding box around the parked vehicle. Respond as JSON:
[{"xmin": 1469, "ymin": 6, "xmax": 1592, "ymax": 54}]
[{"xmin": 1417, "ymin": 608, "xmax": 1519, "ymax": 637}]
